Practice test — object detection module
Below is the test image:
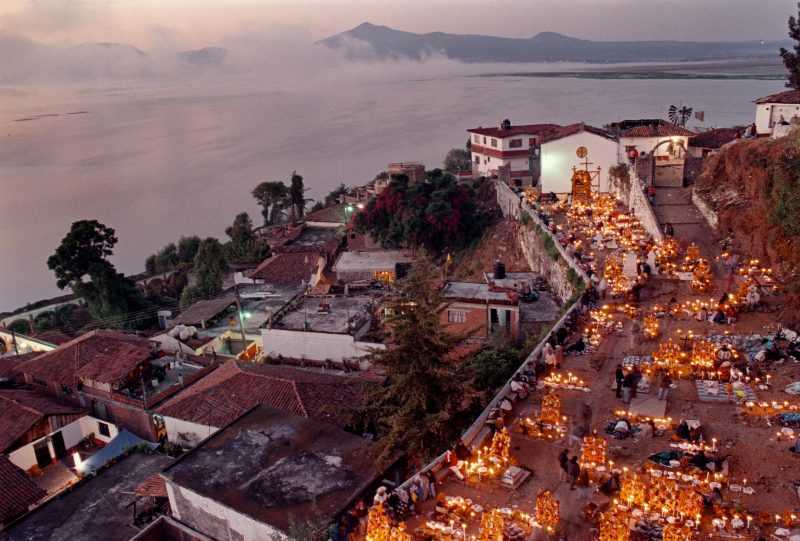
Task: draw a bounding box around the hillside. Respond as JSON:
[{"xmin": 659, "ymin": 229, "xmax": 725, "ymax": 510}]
[
  {"xmin": 694, "ymin": 132, "xmax": 800, "ymax": 324},
  {"xmin": 319, "ymin": 22, "xmax": 789, "ymax": 63}
]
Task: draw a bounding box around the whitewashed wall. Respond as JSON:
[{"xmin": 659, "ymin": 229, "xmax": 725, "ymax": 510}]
[
  {"xmin": 162, "ymin": 416, "xmax": 216, "ymax": 448},
  {"xmin": 540, "ymin": 131, "xmax": 620, "ymax": 193},
  {"xmin": 260, "ymin": 329, "xmax": 383, "ymax": 363}
]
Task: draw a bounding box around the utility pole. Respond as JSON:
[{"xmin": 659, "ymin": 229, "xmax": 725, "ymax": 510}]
[{"xmin": 233, "ymin": 285, "xmax": 247, "ymax": 345}]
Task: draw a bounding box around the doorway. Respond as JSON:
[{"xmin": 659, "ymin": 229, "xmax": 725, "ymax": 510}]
[
  {"xmin": 51, "ymin": 431, "xmax": 67, "ymax": 460},
  {"xmin": 34, "ymin": 440, "xmax": 52, "ymax": 468}
]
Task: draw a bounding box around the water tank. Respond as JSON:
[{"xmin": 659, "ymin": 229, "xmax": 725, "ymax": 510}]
[
  {"xmin": 501, "ymin": 119, "xmax": 512, "ymax": 130},
  {"xmin": 494, "ymin": 260, "xmax": 507, "ymax": 279}
]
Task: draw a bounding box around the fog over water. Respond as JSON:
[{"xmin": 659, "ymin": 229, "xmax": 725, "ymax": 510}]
[{"xmin": 0, "ymin": 59, "xmax": 781, "ymax": 311}]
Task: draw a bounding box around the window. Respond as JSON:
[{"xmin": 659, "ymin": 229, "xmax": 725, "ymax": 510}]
[
  {"xmin": 490, "ymin": 138, "xmax": 498, "ymax": 148},
  {"xmin": 509, "ymin": 139, "xmax": 522, "ymax": 148},
  {"xmin": 474, "ymin": 155, "xmax": 480, "ymax": 164},
  {"xmin": 448, "ymin": 310, "xmax": 467, "ymax": 323},
  {"xmin": 474, "ymin": 134, "xmax": 480, "ymax": 143},
  {"xmin": 97, "ymin": 421, "xmax": 111, "ymax": 437},
  {"xmin": 483, "ymin": 136, "xmax": 487, "ymax": 144}
]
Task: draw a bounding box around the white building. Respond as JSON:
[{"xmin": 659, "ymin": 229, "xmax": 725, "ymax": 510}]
[
  {"xmin": 754, "ymin": 89, "xmax": 800, "ymax": 138},
  {"xmin": 617, "ymin": 122, "xmax": 695, "ymax": 163},
  {"xmin": 468, "ymin": 121, "xmax": 620, "ymax": 193}
]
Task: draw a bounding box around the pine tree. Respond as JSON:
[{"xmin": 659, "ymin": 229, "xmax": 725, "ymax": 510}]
[
  {"xmin": 360, "ymin": 255, "xmax": 466, "ymax": 463},
  {"xmin": 781, "ymin": 7, "xmax": 800, "ymax": 89}
]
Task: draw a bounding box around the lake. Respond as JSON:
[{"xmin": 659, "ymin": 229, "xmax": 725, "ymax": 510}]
[{"xmin": 0, "ymin": 67, "xmax": 781, "ymax": 311}]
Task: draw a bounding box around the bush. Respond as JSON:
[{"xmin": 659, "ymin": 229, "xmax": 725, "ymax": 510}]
[
  {"xmin": 7, "ymin": 319, "xmax": 30, "ymax": 334},
  {"xmin": 462, "ymin": 346, "xmax": 523, "ymax": 392},
  {"xmin": 768, "ymin": 151, "xmax": 800, "ymax": 237}
]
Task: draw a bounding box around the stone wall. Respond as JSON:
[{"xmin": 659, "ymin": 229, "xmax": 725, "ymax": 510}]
[
  {"xmin": 691, "ymin": 188, "xmax": 719, "ymax": 231},
  {"xmin": 609, "ymin": 167, "xmax": 665, "ymax": 242}
]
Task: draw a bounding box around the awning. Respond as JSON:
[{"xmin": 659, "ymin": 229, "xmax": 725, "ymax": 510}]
[{"xmin": 77, "ymin": 429, "xmax": 158, "ymax": 475}]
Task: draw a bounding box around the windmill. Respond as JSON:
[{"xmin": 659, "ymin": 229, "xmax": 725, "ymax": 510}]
[{"xmin": 668, "ymin": 104, "xmax": 693, "ymax": 127}]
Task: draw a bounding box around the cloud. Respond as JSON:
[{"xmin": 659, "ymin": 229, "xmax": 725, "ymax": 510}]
[{"xmin": 0, "ymin": 0, "xmax": 114, "ymax": 42}]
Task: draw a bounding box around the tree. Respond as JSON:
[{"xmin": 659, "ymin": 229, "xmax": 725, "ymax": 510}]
[
  {"xmin": 225, "ymin": 212, "xmax": 268, "ymax": 263},
  {"xmin": 668, "ymin": 105, "xmax": 693, "ymax": 127},
  {"xmin": 145, "ymin": 254, "xmax": 158, "ymax": 275},
  {"xmin": 7, "ymin": 319, "xmax": 30, "ymax": 335},
  {"xmin": 289, "ymin": 171, "xmax": 309, "ymax": 221},
  {"xmin": 181, "ymin": 237, "xmax": 228, "ymax": 307},
  {"xmin": 177, "ymin": 236, "xmax": 201, "ymax": 264},
  {"xmin": 252, "ymin": 181, "xmax": 289, "ymax": 226},
  {"xmin": 781, "ymin": 6, "xmax": 800, "ymax": 90},
  {"xmin": 358, "ymin": 256, "xmax": 466, "ymax": 462},
  {"xmin": 47, "ymin": 220, "xmax": 148, "ymax": 324},
  {"xmin": 443, "ymin": 148, "xmax": 472, "ymax": 173},
  {"xmin": 155, "ymin": 243, "xmax": 178, "ymax": 274}
]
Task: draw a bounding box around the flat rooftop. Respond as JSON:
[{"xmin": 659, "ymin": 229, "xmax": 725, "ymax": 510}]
[
  {"xmin": 200, "ymin": 285, "xmax": 302, "ymax": 338},
  {"xmin": 3, "ymin": 452, "xmax": 173, "ymax": 541},
  {"xmin": 162, "ymin": 405, "xmax": 384, "ymax": 534},
  {"xmin": 285, "ymin": 226, "xmax": 341, "ymax": 249},
  {"xmin": 334, "ymin": 250, "xmax": 413, "ymax": 272},
  {"xmin": 485, "ymin": 271, "xmax": 539, "ymax": 290},
  {"xmin": 442, "ymin": 281, "xmax": 516, "ymax": 304},
  {"xmin": 276, "ymin": 294, "xmax": 374, "ymax": 333}
]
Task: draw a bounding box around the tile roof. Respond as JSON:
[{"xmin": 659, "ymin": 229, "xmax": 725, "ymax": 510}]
[
  {"xmin": 755, "ymin": 89, "xmax": 800, "ymax": 104},
  {"xmin": 468, "ymin": 123, "xmax": 561, "ymax": 138},
  {"xmin": 249, "ymin": 251, "xmax": 322, "ymax": 286},
  {"xmin": 540, "ymin": 122, "xmax": 617, "ymax": 144},
  {"xmin": 155, "ymin": 360, "xmax": 367, "ymax": 428},
  {"xmin": 33, "ymin": 330, "xmax": 73, "ymax": 346},
  {"xmin": 0, "ymin": 455, "xmax": 46, "ymax": 524},
  {"xmin": 620, "ymin": 123, "xmax": 695, "ymax": 138},
  {"xmin": 0, "ymin": 389, "xmax": 84, "ymax": 452},
  {"xmin": 171, "ymin": 296, "xmax": 237, "ymax": 327},
  {"xmin": 305, "ymin": 203, "xmax": 348, "ymax": 224},
  {"xmin": 16, "ymin": 330, "xmax": 153, "ymax": 387},
  {"xmin": 134, "ymin": 473, "xmax": 167, "ymax": 498},
  {"xmin": 689, "ymin": 127, "xmax": 744, "ymax": 149},
  {"xmin": 0, "ymin": 352, "xmax": 39, "ymax": 381}
]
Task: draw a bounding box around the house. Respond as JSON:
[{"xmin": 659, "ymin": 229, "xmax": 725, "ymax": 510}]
[
  {"xmin": 0, "ymin": 389, "xmax": 105, "ymax": 471},
  {"xmin": 304, "ymin": 202, "xmax": 350, "ymax": 228},
  {"xmin": 468, "ymin": 120, "xmax": 620, "ymax": 193},
  {"xmin": 154, "ymin": 359, "xmax": 367, "ymax": 447},
  {"xmin": 129, "ymin": 515, "xmax": 214, "ymax": 541},
  {"xmin": 754, "ymin": 89, "xmax": 800, "ymax": 137},
  {"xmin": 0, "ymin": 329, "xmax": 59, "ymax": 356},
  {"xmin": 260, "ymin": 294, "xmax": 384, "ymax": 366},
  {"xmin": 0, "ymin": 455, "xmax": 46, "ymax": 528},
  {"xmin": 169, "ymin": 296, "xmax": 237, "ymax": 330},
  {"xmin": 688, "ymin": 127, "xmax": 744, "ymax": 158},
  {"xmin": 387, "ymin": 161, "xmax": 426, "ymax": 183},
  {"xmin": 248, "ymin": 251, "xmax": 325, "ymax": 290},
  {"xmin": 333, "ymin": 250, "xmax": 414, "ymax": 284},
  {"xmin": 441, "ymin": 281, "xmax": 520, "ymax": 341},
  {"xmin": 160, "ymin": 405, "xmax": 391, "ymax": 541},
  {"xmin": 16, "ymin": 330, "xmax": 214, "ymax": 440},
  {"xmin": 537, "ymin": 123, "xmax": 620, "ymax": 193},
  {"xmin": 468, "ymin": 120, "xmax": 560, "ymax": 182},
  {"xmin": 614, "ymin": 119, "xmax": 695, "ymax": 187}
]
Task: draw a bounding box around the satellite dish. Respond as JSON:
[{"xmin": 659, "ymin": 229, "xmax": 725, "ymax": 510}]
[{"xmin": 576, "ymin": 146, "xmax": 588, "ymax": 158}]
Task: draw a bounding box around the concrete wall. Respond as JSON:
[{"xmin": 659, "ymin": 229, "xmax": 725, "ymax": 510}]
[
  {"xmin": 161, "ymin": 416, "xmax": 216, "ymax": 448},
  {"xmin": 260, "ymin": 328, "xmax": 384, "ymax": 364},
  {"xmin": 692, "ymin": 189, "xmax": 719, "ymax": 231},
  {"xmin": 0, "ymin": 330, "xmax": 58, "ymax": 355},
  {"xmin": 9, "ymin": 416, "xmax": 118, "ymax": 471},
  {"xmin": 756, "ymin": 102, "xmax": 800, "ymax": 135},
  {"xmin": 608, "ymin": 167, "xmax": 665, "ymax": 242},
  {"xmin": 440, "ymin": 302, "xmax": 519, "ymax": 341},
  {"xmin": 166, "ymin": 480, "xmax": 286, "ymax": 541},
  {"xmin": 540, "ymin": 131, "xmax": 620, "ymax": 193},
  {"xmin": 495, "ymin": 181, "xmax": 522, "ymax": 220}
]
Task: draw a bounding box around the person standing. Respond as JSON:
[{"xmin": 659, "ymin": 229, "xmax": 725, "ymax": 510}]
[
  {"xmin": 657, "ymin": 372, "xmax": 673, "ymax": 401},
  {"xmin": 615, "ymin": 365, "xmax": 625, "ymax": 399},
  {"xmin": 567, "ymin": 456, "xmax": 581, "ymax": 490},
  {"xmin": 558, "ymin": 449, "xmax": 569, "ymax": 481}
]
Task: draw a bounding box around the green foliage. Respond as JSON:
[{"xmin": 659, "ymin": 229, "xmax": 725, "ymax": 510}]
[
  {"xmin": 355, "ymin": 170, "xmax": 493, "ymax": 255},
  {"xmin": 461, "ymin": 346, "xmax": 523, "ymax": 392},
  {"xmin": 781, "ymin": 6, "xmax": 800, "ymax": 90},
  {"xmin": 252, "ymin": 180, "xmax": 290, "ymax": 226},
  {"xmin": 520, "ymin": 211, "xmax": 532, "ymax": 227},
  {"xmin": 177, "ymin": 236, "xmax": 201, "ymax": 264},
  {"xmin": 47, "ymin": 220, "xmax": 148, "ymax": 325},
  {"xmin": 542, "ymin": 233, "xmax": 560, "ymax": 261},
  {"xmin": 145, "ymin": 254, "xmax": 157, "ymax": 275},
  {"xmin": 358, "ymin": 256, "xmax": 466, "ymax": 463},
  {"xmin": 566, "ymin": 267, "xmax": 585, "ymax": 292},
  {"xmin": 155, "ymin": 243, "xmax": 178, "ymax": 273},
  {"xmin": 181, "ymin": 238, "xmax": 228, "ymax": 307},
  {"xmin": 7, "ymin": 319, "xmax": 30, "ymax": 334},
  {"xmin": 289, "ymin": 171, "xmax": 308, "ymax": 221},
  {"xmin": 224, "ymin": 212, "xmax": 268, "ymax": 264},
  {"xmin": 767, "ymin": 149, "xmax": 800, "ymax": 237},
  {"xmin": 443, "ymin": 148, "xmax": 472, "ymax": 173}
]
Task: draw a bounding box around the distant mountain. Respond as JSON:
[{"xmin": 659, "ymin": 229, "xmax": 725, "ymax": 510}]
[
  {"xmin": 178, "ymin": 46, "xmax": 227, "ymax": 67},
  {"xmin": 319, "ymin": 23, "xmax": 790, "ymax": 63}
]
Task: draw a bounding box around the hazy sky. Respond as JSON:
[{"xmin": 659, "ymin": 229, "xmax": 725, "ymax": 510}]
[{"xmin": 0, "ymin": 0, "xmax": 796, "ymax": 49}]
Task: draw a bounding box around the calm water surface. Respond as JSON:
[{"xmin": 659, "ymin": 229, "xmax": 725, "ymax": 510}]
[{"xmin": 0, "ymin": 74, "xmax": 779, "ymax": 310}]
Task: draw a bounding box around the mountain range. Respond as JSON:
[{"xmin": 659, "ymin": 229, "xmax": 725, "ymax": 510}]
[{"xmin": 318, "ymin": 23, "xmax": 790, "ymax": 63}]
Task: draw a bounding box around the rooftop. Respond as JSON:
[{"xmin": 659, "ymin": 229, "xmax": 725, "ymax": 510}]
[
  {"xmin": 0, "ymin": 389, "xmax": 85, "ymax": 452},
  {"xmin": 755, "ymin": 89, "xmax": 800, "ymax": 104},
  {"xmin": 689, "ymin": 127, "xmax": 744, "ymax": 149},
  {"xmin": 276, "ymin": 294, "xmax": 375, "ymax": 333},
  {"xmin": 540, "ymin": 122, "xmax": 616, "ymax": 144},
  {"xmin": 3, "ymin": 451, "xmax": 173, "ymax": 541},
  {"xmin": 170, "ymin": 296, "xmax": 237, "ymax": 328},
  {"xmin": 0, "ymin": 352, "xmax": 39, "ymax": 382},
  {"xmin": 305, "ymin": 203, "xmax": 349, "ymax": 225},
  {"xmin": 0, "ymin": 456, "xmax": 46, "ymax": 526},
  {"xmin": 162, "ymin": 405, "xmax": 384, "ymax": 534},
  {"xmin": 333, "ymin": 250, "xmax": 414, "ymax": 273},
  {"xmin": 155, "ymin": 359, "xmax": 368, "ymax": 429},
  {"xmin": 620, "ymin": 122, "xmax": 695, "ymax": 138},
  {"xmin": 249, "ymin": 251, "xmax": 322, "ymax": 287},
  {"xmin": 277, "ymin": 225, "xmax": 342, "ymax": 253},
  {"xmin": 468, "ymin": 123, "xmax": 560, "ymax": 139},
  {"xmin": 129, "ymin": 516, "xmax": 214, "ymax": 541},
  {"xmin": 16, "ymin": 330, "xmax": 154, "ymax": 387},
  {"xmin": 442, "ymin": 281, "xmax": 518, "ymax": 305}
]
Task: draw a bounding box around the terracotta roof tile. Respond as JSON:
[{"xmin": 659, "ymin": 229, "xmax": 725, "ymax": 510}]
[
  {"xmin": 621, "ymin": 123, "xmax": 695, "ymax": 138},
  {"xmin": 0, "ymin": 455, "xmax": 46, "ymax": 524},
  {"xmin": 16, "ymin": 330, "xmax": 153, "ymax": 387},
  {"xmin": 689, "ymin": 127, "xmax": 744, "ymax": 149},
  {"xmin": 0, "ymin": 389, "xmax": 84, "ymax": 452},
  {"xmin": 155, "ymin": 360, "xmax": 367, "ymax": 428},
  {"xmin": 755, "ymin": 89, "xmax": 800, "ymax": 104},
  {"xmin": 468, "ymin": 123, "xmax": 561, "ymax": 138},
  {"xmin": 249, "ymin": 251, "xmax": 322, "ymax": 286},
  {"xmin": 134, "ymin": 473, "xmax": 167, "ymax": 498},
  {"xmin": 540, "ymin": 123, "xmax": 616, "ymax": 144},
  {"xmin": 305, "ymin": 203, "xmax": 348, "ymax": 224},
  {"xmin": 0, "ymin": 353, "xmax": 39, "ymax": 381}
]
